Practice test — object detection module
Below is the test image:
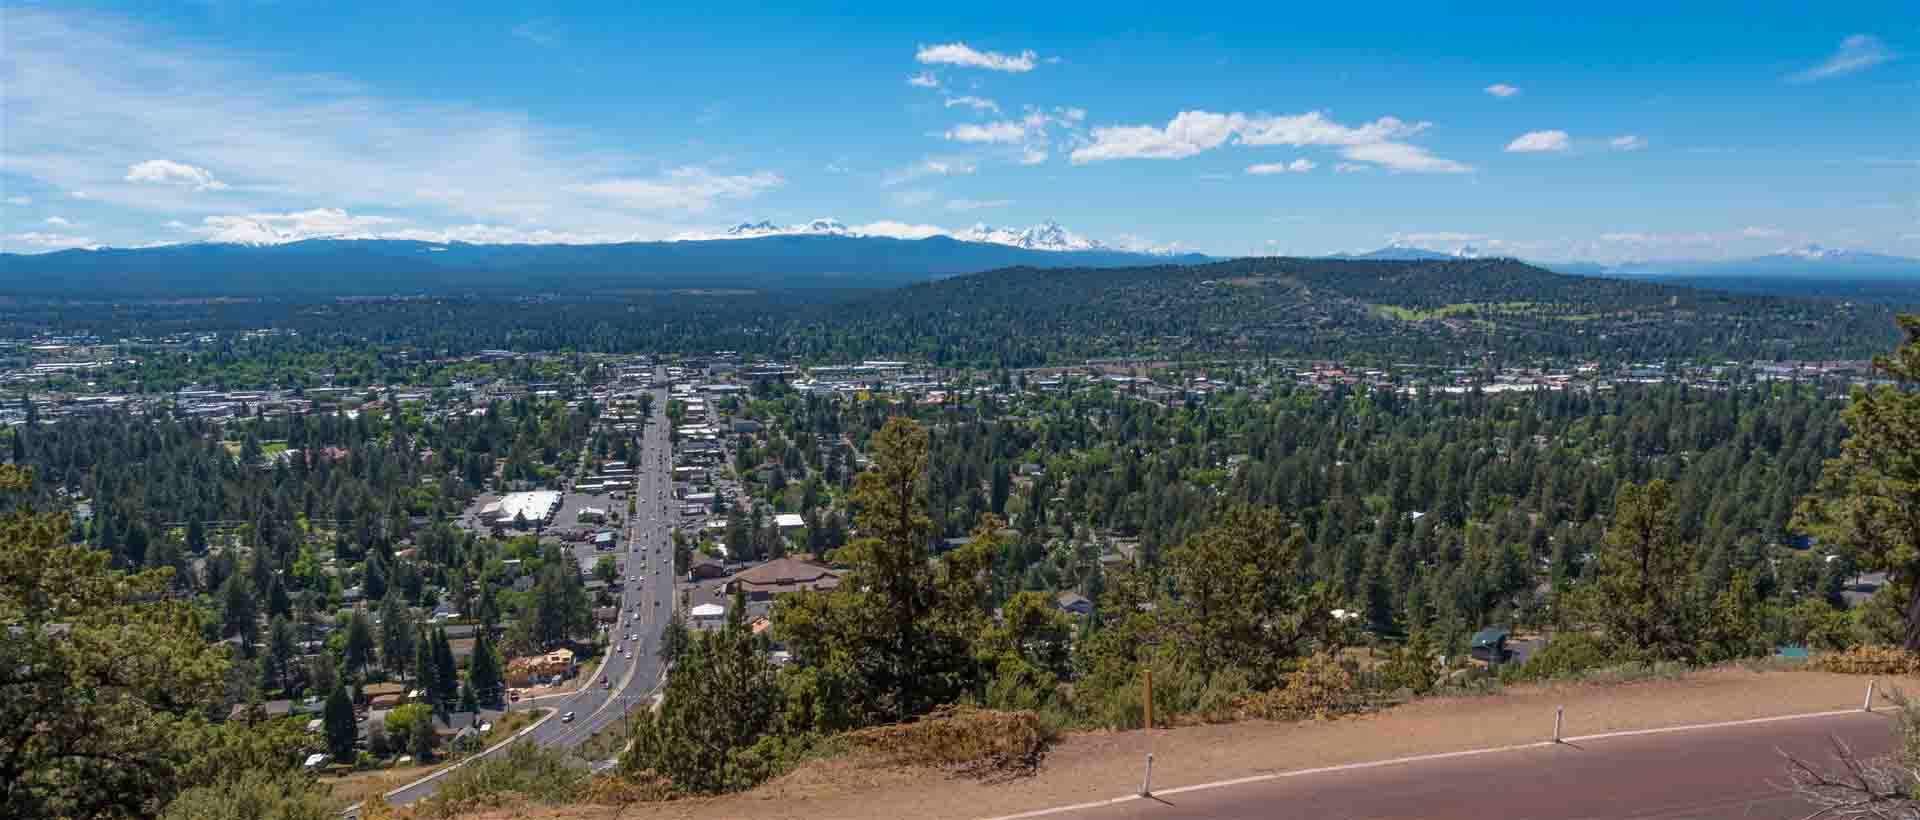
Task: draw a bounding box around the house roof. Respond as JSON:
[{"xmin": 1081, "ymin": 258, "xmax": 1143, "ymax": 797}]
[{"xmin": 730, "ymin": 557, "xmax": 840, "ymax": 595}]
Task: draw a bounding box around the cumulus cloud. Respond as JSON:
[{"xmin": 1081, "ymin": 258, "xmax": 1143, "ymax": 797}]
[
  {"xmin": 1338, "ymin": 142, "xmax": 1471, "ymax": 174},
  {"xmin": 850, "ymin": 220, "xmax": 951, "ymax": 239},
  {"xmin": 125, "ymin": 159, "xmax": 228, "ymax": 190},
  {"xmin": 1334, "ymin": 162, "xmax": 1371, "ymax": 173},
  {"xmin": 43, "ymin": 216, "xmax": 70, "ymax": 226},
  {"xmin": 944, "ymin": 121, "xmax": 1027, "ymax": 144},
  {"xmin": 908, "ymin": 71, "xmax": 941, "ymax": 89},
  {"xmin": 1246, "ymin": 159, "xmax": 1316, "ymax": 174},
  {"xmin": 1505, "ymin": 130, "xmax": 1570, "ymax": 153},
  {"xmin": 1484, "ymin": 83, "xmax": 1521, "ymax": 97},
  {"xmin": 915, "ymin": 42, "xmax": 1039, "ymax": 73},
  {"xmin": 3, "ymin": 196, "xmax": 30, "ymax": 205},
  {"xmin": 1791, "ymin": 34, "xmax": 1896, "ymax": 82},
  {"xmin": 1609, "ymin": 135, "xmax": 1647, "ymax": 151},
  {"xmin": 944, "ymin": 95, "xmax": 999, "ymax": 113},
  {"xmin": 565, "ymin": 167, "xmax": 782, "ymax": 212},
  {"xmin": 1019, "ymin": 148, "xmax": 1048, "ymax": 165},
  {"xmin": 1741, "ymin": 226, "xmax": 1784, "ymax": 238},
  {"xmin": 1070, "ymin": 109, "xmax": 1467, "ymax": 173},
  {"xmin": 193, "ymin": 208, "xmax": 401, "ymax": 243}
]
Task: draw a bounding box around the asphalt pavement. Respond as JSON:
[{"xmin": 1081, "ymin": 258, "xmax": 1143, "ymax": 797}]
[
  {"xmin": 1030, "ymin": 711, "xmax": 1897, "ymax": 820},
  {"xmin": 382, "ymin": 369, "xmax": 676, "ymax": 807}
]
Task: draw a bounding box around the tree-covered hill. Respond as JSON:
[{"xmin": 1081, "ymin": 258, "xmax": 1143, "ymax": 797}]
[{"xmin": 772, "ymin": 257, "xmax": 1904, "ymax": 365}]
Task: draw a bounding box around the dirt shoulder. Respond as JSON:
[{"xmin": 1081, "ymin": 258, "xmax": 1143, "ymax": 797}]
[{"xmin": 461, "ymin": 667, "xmax": 1910, "ymax": 820}]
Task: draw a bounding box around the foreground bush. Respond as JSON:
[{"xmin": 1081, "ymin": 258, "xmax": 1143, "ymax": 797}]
[
  {"xmin": 1238, "ymin": 652, "xmax": 1366, "ymax": 721},
  {"xmin": 842, "ymin": 706, "xmax": 1051, "ymax": 781},
  {"xmin": 1813, "ymin": 645, "xmax": 1920, "ymax": 676},
  {"xmin": 408, "ymin": 742, "xmax": 588, "ymax": 819}
]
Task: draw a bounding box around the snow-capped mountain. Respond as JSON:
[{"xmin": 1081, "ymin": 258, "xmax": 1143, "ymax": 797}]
[
  {"xmin": 1773, "ymin": 243, "xmax": 1849, "ymax": 260},
  {"xmin": 699, "ymin": 218, "xmax": 1107, "ymax": 251},
  {"xmin": 1332, "ymin": 241, "xmax": 1476, "ymax": 261},
  {"xmin": 718, "ymin": 218, "xmax": 851, "ymax": 238},
  {"xmin": 956, "ymin": 220, "xmax": 1105, "ymax": 252}
]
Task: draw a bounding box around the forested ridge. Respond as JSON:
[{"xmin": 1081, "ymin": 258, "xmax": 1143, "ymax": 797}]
[{"xmin": 6, "ymin": 257, "xmax": 1906, "ymax": 394}]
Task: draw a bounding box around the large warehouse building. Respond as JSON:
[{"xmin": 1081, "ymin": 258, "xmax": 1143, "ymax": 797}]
[{"xmin": 479, "ymin": 490, "xmax": 563, "ymax": 527}]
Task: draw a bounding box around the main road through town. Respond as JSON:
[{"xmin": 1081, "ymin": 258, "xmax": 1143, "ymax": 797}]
[{"xmin": 383, "ymin": 369, "xmax": 676, "ymax": 807}]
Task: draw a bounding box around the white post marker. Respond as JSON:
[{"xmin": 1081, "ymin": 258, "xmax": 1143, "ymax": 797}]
[
  {"xmin": 1866, "ymin": 678, "xmax": 1877, "ymax": 713},
  {"xmin": 1554, "ymin": 706, "xmax": 1564, "ymax": 743},
  {"xmin": 1140, "ymin": 753, "xmax": 1154, "ymax": 797}
]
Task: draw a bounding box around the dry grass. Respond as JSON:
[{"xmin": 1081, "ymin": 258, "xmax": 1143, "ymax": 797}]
[
  {"xmin": 1814, "ymin": 645, "xmax": 1920, "ymax": 675},
  {"xmin": 839, "ymin": 707, "xmax": 1051, "ymax": 782}
]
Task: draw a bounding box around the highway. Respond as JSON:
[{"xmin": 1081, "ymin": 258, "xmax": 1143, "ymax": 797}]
[
  {"xmin": 382, "ymin": 367, "xmax": 676, "ymax": 807},
  {"xmin": 1033, "ymin": 711, "xmax": 1897, "ymax": 820}
]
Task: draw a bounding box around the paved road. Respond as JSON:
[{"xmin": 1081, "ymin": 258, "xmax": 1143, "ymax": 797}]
[
  {"xmin": 1041, "ymin": 712, "xmax": 1897, "ymax": 820},
  {"xmin": 383, "ymin": 368, "xmax": 675, "ymax": 807}
]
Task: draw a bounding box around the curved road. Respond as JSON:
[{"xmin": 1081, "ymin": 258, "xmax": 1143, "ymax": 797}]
[
  {"xmin": 383, "ymin": 370, "xmax": 677, "ymax": 807},
  {"xmin": 1024, "ymin": 711, "xmax": 1897, "ymax": 820}
]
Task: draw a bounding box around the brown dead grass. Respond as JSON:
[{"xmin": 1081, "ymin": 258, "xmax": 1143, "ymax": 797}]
[{"xmin": 448, "ymin": 667, "xmax": 1917, "ymax": 820}]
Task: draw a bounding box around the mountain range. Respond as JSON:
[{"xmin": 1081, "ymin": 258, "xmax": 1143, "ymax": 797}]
[{"xmin": 0, "ymin": 221, "xmax": 1208, "ymax": 298}]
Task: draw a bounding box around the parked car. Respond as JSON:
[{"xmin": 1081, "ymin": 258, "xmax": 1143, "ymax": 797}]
[{"xmin": 562, "ymin": 711, "xmax": 576, "ymax": 723}]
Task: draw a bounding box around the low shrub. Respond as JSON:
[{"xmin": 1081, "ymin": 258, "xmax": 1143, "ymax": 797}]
[
  {"xmin": 842, "ymin": 706, "xmax": 1051, "ymax": 781},
  {"xmin": 1812, "ymin": 645, "xmax": 1920, "ymax": 676},
  {"xmin": 1238, "ymin": 652, "xmax": 1365, "ymax": 721}
]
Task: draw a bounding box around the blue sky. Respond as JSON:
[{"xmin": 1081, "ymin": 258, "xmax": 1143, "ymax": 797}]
[{"xmin": 2, "ymin": 1, "xmax": 1915, "ymax": 261}]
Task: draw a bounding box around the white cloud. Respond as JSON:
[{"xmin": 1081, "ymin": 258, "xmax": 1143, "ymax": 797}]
[
  {"xmin": 915, "ymin": 42, "xmax": 1039, "ymax": 73},
  {"xmin": 1338, "ymin": 142, "xmax": 1472, "ymax": 173},
  {"xmin": 1071, "ymin": 109, "xmax": 1466, "ymax": 173},
  {"xmin": 1246, "ymin": 158, "xmax": 1316, "ymax": 175},
  {"xmin": 69, "ymin": 191, "xmax": 90, "ymax": 199},
  {"xmin": 1741, "ymin": 225, "xmax": 1784, "ymax": 238},
  {"xmin": 124, "ymin": 159, "xmax": 228, "ymax": 190},
  {"xmin": 194, "ymin": 208, "xmax": 402, "ymax": 243},
  {"xmin": 0, "ymin": 8, "xmax": 701, "ymax": 239},
  {"xmin": 908, "ymin": 71, "xmax": 941, "ymax": 89},
  {"xmin": 1505, "ymin": 130, "xmax": 1571, "ymax": 153},
  {"xmin": 1485, "ymin": 83, "xmax": 1521, "ymax": 98},
  {"xmin": 43, "ymin": 216, "xmax": 70, "ymax": 226},
  {"xmin": 565, "ymin": 167, "xmax": 782, "ymax": 212},
  {"xmin": 3, "ymin": 196, "xmax": 30, "ymax": 205},
  {"xmin": 1600, "ymin": 232, "xmax": 1648, "ymax": 242},
  {"xmin": 944, "ymin": 95, "xmax": 999, "ymax": 113},
  {"xmin": 851, "ymin": 220, "xmax": 951, "ymax": 239},
  {"xmin": 1019, "ymin": 148, "xmax": 1048, "ymax": 165},
  {"xmin": 1071, "ymin": 110, "xmax": 1244, "ymax": 161},
  {"xmin": 1791, "ymin": 34, "xmax": 1896, "ymax": 82},
  {"xmin": 4, "ymin": 231, "xmax": 96, "ymax": 250},
  {"xmin": 947, "ymin": 198, "xmax": 1012, "ymax": 211},
  {"xmin": 944, "ymin": 121, "xmax": 1028, "ymax": 144},
  {"xmin": 1609, "ymin": 135, "xmax": 1647, "ymax": 151},
  {"xmin": 1334, "ymin": 162, "xmax": 1371, "ymax": 173}
]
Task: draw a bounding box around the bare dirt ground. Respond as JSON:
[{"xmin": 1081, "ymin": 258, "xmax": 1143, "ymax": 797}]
[{"xmin": 453, "ymin": 667, "xmax": 1911, "ymax": 820}]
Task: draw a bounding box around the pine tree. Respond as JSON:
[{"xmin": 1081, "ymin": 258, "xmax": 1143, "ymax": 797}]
[
  {"xmin": 344, "ymin": 611, "xmax": 375, "ymax": 680},
  {"xmin": 323, "ymin": 684, "xmax": 357, "ymax": 763},
  {"xmin": 467, "ymin": 630, "xmax": 502, "ymax": 705},
  {"xmin": 431, "ymin": 627, "xmax": 458, "ymax": 709}
]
